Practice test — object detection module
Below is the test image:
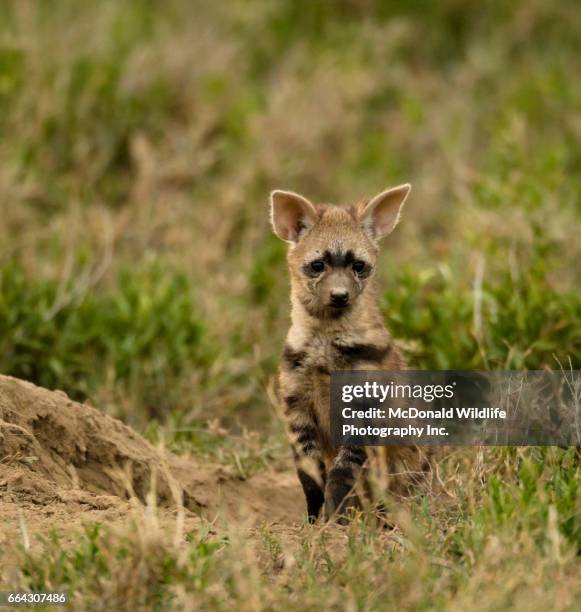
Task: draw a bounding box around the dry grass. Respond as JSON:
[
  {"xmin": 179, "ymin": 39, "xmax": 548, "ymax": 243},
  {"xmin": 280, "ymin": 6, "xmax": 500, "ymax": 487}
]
[{"xmin": 0, "ymin": 0, "xmax": 580, "ymax": 609}]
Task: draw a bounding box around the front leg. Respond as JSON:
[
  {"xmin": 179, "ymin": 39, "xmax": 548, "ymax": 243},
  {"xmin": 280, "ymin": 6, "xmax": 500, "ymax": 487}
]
[
  {"xmin": 283, "ymin": 394, "xmax": 326, "ymax": 523},
  {"xmin": 324, "ymin": 446, "xmax": 367, "ymax": 523}
]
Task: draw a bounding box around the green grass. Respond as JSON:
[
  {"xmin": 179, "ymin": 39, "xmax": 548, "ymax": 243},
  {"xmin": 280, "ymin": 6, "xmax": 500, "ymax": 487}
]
[
  {"xmin": 0, "ymin": 0, "xmax": 580, "ymax": 609},
  {"xmin": 0, "ymin": 259, "xmax": 208, "ymax": 424},
  {"xmin": 4, "ymin": 448, "xmax": 579, "ymax": 610},
  {"xmin": 383, "ymin": 256, "xmax": 580, "ymax": 370}
]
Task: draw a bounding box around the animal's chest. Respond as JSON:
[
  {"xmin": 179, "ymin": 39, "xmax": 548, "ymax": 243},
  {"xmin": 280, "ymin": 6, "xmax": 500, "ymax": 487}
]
[
  {"xmin": 306, "ymin": 336, "xmax": 345, "ymax": 441},
  {"xmin": 306, "ymin": 334, "xmax": 346, "ymax": 372},
  {"xmin": 304, "ymin": 331, "xmax": 391, "ymax": 439}
]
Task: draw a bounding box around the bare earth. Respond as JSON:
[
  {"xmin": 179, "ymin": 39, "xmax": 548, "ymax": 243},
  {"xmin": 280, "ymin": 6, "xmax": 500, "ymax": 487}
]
[{"xmin": 0, "ymin": 375, "xmax": 303, "ymax": 549}]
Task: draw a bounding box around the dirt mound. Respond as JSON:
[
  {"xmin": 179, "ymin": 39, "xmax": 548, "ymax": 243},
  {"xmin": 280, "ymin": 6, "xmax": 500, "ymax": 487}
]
[
  {"xmin": 0, "ymin": 375, "xmax": 185, "ymax": 506},
  {"xmin": 0, "ymin": 375, "xmax": 302, "ymax": 542}
]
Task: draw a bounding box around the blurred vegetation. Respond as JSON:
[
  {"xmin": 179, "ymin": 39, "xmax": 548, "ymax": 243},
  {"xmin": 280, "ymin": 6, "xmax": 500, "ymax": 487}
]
[
  {"xmin": 0, "ymin": 261, "xmax": 208, "ymax": 416},
  {"xmin": 1, "ymin": 0, "xmax": 579, "ymax": 432},
  {"xmin": 0, "ymin": 0, "xmax": 580, "ymax": 606},
  {"xmin": 5, "ymin": 447, "xmax": 580, "ymax": 609}
]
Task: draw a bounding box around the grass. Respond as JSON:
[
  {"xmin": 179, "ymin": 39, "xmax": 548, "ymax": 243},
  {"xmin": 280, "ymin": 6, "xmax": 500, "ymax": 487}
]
[
  {"xmin": 0, "ymin": 0, "xmax": 580, "ymax": 609},
  {"xmin": 0, "ymin": 260, "xmax": 207, "ymax": 413},
  {"xmin": 2, "ymin": 448, "xmax": 579, "ymax": 610}
]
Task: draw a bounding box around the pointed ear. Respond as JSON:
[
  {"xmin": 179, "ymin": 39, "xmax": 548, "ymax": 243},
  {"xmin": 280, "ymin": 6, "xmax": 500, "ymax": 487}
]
[
  {"xmin": 270, "ymin": 190, "xmax": 318, "ymax": 244},
  {"xmin": 359, "ymin": 183, "xmax": 411, "ymax": 240}
]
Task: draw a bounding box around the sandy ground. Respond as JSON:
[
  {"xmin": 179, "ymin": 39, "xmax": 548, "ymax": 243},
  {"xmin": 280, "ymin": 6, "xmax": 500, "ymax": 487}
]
[{"xmin": 0, "ymin": 375, "xmax": 303, "ymax": 549}]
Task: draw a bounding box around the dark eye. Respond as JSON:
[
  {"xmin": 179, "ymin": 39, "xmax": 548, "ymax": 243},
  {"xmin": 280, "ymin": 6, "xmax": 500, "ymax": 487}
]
[
  {"xmin": 352, "ymin": 260, "xmax": 366, "ymax": 274},
  {"xmin": 310, "ymin": 260, "xmax": 325, "ymax": 274}
]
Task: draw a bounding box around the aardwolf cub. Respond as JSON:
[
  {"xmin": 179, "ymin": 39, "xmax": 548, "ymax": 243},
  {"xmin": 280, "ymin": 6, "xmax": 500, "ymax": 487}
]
[{"xmin": 271, "ymin": 184, "xmax": 428, "ymax": 523}]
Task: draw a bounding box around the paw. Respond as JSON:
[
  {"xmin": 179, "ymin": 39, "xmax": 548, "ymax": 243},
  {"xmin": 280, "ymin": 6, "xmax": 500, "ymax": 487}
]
[
  {"xmin": 307, "ymin": 508, "xmax": 321, "ymax": 524},
  {"xmin": 324, "ymin": 481, "xmax": 355, "ymax": 523}
]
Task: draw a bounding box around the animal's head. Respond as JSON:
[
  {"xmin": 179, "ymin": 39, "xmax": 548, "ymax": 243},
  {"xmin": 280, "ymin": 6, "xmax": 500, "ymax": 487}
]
[{"xmin": 270, "ymin": 184, "xmax": 410, "ymax": 318}]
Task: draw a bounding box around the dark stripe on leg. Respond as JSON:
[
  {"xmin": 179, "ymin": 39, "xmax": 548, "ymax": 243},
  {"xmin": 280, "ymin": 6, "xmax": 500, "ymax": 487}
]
[
  {"xmin": 297, "ymin": 461, "xmax": 326, "ymax": 523},
  {"xmin": 287, "ymin": 411, "xmax": 326, "ymax": 522},
  {"xmin": 282, "ymin": 345, "xmax": 307, "ymax": 369},
  {"xmin": 292, "ymin": 445, "xmax": 326, "ymax": 523},
  {"xmin": 284, "ymin": 395, "xmax": 303, "ymax": 409},
  {"xmin": 324, "ymin": 446, "xmax": 367, "ymax": 522},
  {"xmin": 343, "ymin": 446, "xmax": 367, "ymax": 466},
  {"xmin": 295, "ymin": 428, "xmax": 319, "ymax": 449},
  {"xmin": 290, "ymin": 424, "xmax": 321, "ymax": 473}
]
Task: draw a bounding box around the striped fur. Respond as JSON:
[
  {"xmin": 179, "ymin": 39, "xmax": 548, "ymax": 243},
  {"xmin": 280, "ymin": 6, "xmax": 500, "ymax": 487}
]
[{"xmin": 271, "ymin": 185, "xmax": 432, "ymax": 523}]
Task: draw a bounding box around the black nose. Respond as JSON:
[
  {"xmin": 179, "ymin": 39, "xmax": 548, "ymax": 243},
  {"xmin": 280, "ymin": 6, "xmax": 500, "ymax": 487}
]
[{"xmin": 330, "ymin": 291, "xmax": 349, "ymax": 307}]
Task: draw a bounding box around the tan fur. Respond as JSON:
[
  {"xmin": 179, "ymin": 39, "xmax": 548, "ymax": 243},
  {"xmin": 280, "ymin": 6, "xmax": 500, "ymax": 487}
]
[{"xmin": 272, "ymin": 186, "xmax": 431, "ymax": 522}]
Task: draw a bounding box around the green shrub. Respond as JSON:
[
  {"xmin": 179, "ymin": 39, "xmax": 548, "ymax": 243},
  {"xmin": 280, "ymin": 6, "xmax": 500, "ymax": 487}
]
[
  {"xmin": 383, "ymin": 258, "xmax": 580, "ymax": 370},
  {"xmin": 0, "ymin": 261, "xmax": 206, "ymax": 406}
]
